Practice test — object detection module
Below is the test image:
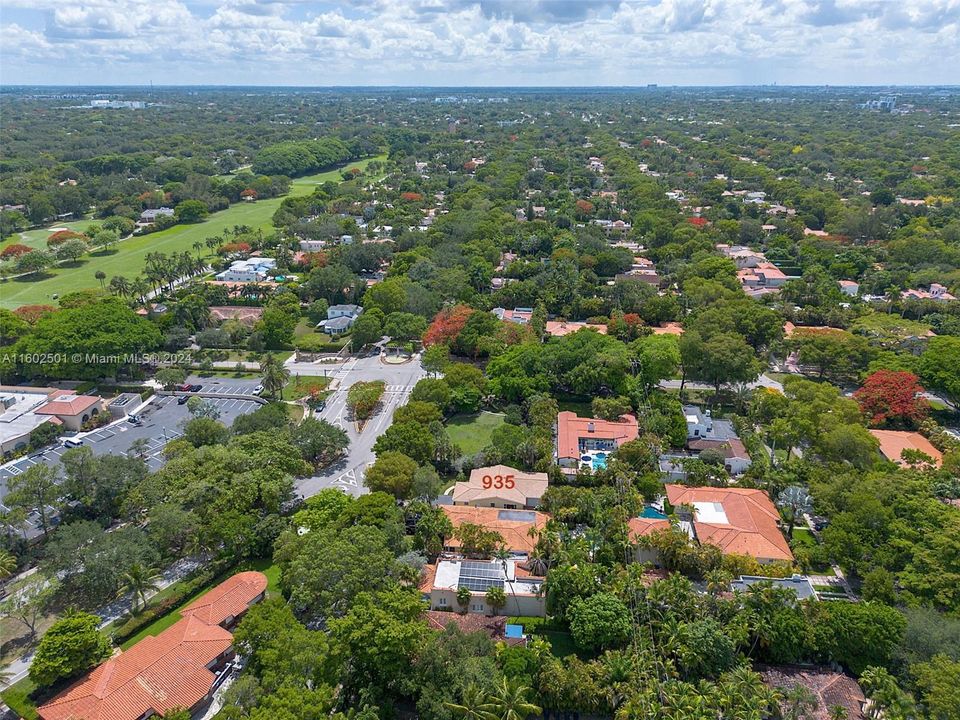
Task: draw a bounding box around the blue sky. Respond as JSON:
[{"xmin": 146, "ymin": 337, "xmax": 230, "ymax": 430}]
[{"xmin": 1, "ymin": 0, "xmax": 958, "ymax": 86}]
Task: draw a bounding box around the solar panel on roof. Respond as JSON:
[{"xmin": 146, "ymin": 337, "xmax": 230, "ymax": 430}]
[{"xmin": 497, "ymin": 510, "xmax": 536, "ymax": 522}]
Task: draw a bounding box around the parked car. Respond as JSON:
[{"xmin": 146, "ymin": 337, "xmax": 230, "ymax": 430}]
[
  {"xmin": 177, "ymin": 395, "xmax": 189, "ymax": 405},
  {"xmin": 127, "ymin": 415, "xmax": 143, "ymax": 426},
  {"xmin": 63, "ymin": 438, "xmax": 84, "ymax": 448},
  {"xmin": 253, "ymin": 385, "xmax": 264, "ymax": 395},
  {"xmin": 177, "ymin": 383, "xmax": 192, "ymax": 392},
  {"xmin": 189, "ymin": 384, "xmax": 202, "ymax": 392}
]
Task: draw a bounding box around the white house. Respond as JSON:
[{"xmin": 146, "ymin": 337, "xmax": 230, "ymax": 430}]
[
  {"xmin": 423, "ymin": 559, "xmax": 545, "ymax": 617},
  {"xmin": 320, "ymin": 305, "xmax": 362, "ymax": 335},
  {"xmin": 215, "ymin": 258, "xmax": 277, "ymax": 283},
  {"xmin": 299, "ymin": 240, "xmax": 326, "ymax": 252}
]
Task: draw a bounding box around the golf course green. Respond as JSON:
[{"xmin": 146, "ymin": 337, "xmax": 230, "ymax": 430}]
[{"xmin": 0, "ymin": 155, "xmax": 385, "ymax": 310}]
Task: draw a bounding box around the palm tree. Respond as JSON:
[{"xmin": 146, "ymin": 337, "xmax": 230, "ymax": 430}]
[
  {"xmin": 260, "ymin": 355, "xmax": 290, "ymax": 399},
  {"xmin": 119, "ymin": 563, "xmax": 161, "ymax": 614},
  {"xmin": 95, "ymin": 270, "xmax": 106, "ymax": 290},
  {"xmin": 445, "ymin": 684, "xmax": 497, "ymax": 720},
  {"xmin": 485, "ymin": 585, "xmax": 506, "ymax": 617},
  {"xmin": 192, "ymin": 241, "xmax": 204, "ymax": 260},
  {"xmin": 0, "ymin": 549, "xmax": 17, "ymax": 578},
  {"xmin": 456, "ymin": 586, "xmax": 471, "ymax": 614},
  {"xmin": 131, "ymin": 277, "xmax": 150, "ymax": 306},
  {"xmin": 484, "ymin": 677, "xmax": 541, "ymax": 720},
  {"xmin": 109, "ymin": 275, "xmax": 131, "ymax": 298}
]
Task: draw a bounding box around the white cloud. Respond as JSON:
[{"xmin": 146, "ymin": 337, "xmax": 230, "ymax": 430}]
[{"xmin": 1, "ymin": 0, "xmax": 958, "ymax": 85}]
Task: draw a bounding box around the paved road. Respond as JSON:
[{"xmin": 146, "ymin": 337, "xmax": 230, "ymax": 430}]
[
  {"xmin": 293, "ymin": 352, "xmax": 427, "ymax": 499},
  {"xmin": 658, "ymin": 373, "xmax": 785, "ymax": 394}
]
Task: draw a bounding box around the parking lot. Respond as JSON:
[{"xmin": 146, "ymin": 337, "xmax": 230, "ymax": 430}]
[{"xmin": 0, "ymin": 388, "xmax": 261, "ymax": 524}]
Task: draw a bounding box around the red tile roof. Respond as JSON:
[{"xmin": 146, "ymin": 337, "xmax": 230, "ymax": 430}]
[
  {"xmin": 666, "ymin": 485, "xmax": 793, "ymax": 563},
  {"xmin": 868, "ymin": 429, "xmax": 943, "ymax": 468},
  {"xmin": 627, "ymin": 516, "xmax": 672, "ymax": 540},
  {"xmin": 34, "ymin": 394, "xmax": 101, "ymax": 417},
  {"xmin": 556, "ymin": 411, "xmax": 639, "ymax": 461},
  {"xmin": 38, "ymin": 572, "xmax": 267, "ymax": 720},
  {"xmin": 761, "ymin": 666, "xmax": 865, "ymax": 720},
  {"xmin": 441, "ymin": 506, "xmax": 548, "ymax": 555},
  {"xmin": 452, "ymin": 465, "xmax": 548, "ymax": 507},
  {"xmin": 181, "ymin": 571, "xmax": 268, "ymax": 626}
]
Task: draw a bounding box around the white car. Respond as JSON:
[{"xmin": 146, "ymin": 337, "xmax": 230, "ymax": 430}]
[{"xmin": 253, "ymin": 385, "xmax": 264, "ymax": 395}]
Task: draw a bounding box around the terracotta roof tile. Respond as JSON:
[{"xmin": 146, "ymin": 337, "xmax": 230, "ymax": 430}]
[
  {"xmin": 441, "ymin": 506, "xmax": 548, "ymax": 555},
  {"xmin": 868, "ymin": 429, "xmax": 943, "ymax": 468},
  {"xmin": 38, "ymin": 572, "xmax": 267, "ymax": 720},
  {"xmin": 556, "ymin": 411, "xmax": 638, "ymax": 461},
  {"xmin": 666, "ymin": 484, "xmax": 793, "ymax": 563}
]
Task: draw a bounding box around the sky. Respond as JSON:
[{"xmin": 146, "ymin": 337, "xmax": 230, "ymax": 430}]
[{"xmin": 1, "ymin": 0, "xmax": 959, "ymax": 87}]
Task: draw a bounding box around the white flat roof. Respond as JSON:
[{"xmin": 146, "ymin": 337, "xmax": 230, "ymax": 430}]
[{"xmin": 693, "ymin": 501, "xmax": 729, "ymax": 525}]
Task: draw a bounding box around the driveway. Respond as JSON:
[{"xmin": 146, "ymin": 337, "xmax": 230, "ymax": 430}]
[{"xmin": 293, "ymin": 352, "xmax": 427, "ymax": 499}]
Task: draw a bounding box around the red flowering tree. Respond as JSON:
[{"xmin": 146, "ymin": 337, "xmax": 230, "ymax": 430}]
[
  {"xmin": 687, "ymin": 217, "xmax": 709, "ymax": 228},
  {"xmin": 240, "ymin": 189, "xmax": 258, "ymax": 201},
  {"xmin": 575, "ymin": 199, "xmax": 595, "ymax": 215},
  {"xmin": 47, "ymin": 230, "xmax": 86, "ymax": 248},
  {"xmin": 13, "ymin": 305, "xmax": 55, "ymax": 324},
  {"xmin": 854, "ymin": 370, "xmax": 929, "ymax": 428},
  {"xmin": 0, "ymin": 244, "xmax": 32, "ymax": 260},
  {"xmin": 400, "ymin": 191, "xmax": 423, "ymax": 202},
  {"xmin": 423, "ymin": 305, "xmax": 474, "ymax": 347},
  {"xmin": 218, "ymin": 242, "xmax": 252, "ymax": 256}
]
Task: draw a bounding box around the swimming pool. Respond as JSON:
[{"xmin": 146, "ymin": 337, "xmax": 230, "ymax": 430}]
[{"xmin": 591, "ymin": 452, "xmax": 608, "ymax": 470}]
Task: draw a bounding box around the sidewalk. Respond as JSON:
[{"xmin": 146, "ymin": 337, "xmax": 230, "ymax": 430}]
[{"xmin": 0, "ymin": 554, "xmax": 208, "ymax": 689}]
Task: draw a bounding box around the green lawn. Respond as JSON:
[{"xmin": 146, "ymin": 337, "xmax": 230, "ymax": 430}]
[
  {"xmin": 446, "ymin": 412, "xmax": 506, "ymax": 456},
  {"xmin": 0, "ymin": 155, "xmax": 386, "ymax": 310},
  {"xmin": 13, "ymin": 218, "xmax": 100, "ymax": 250},
  {"xmin": 790, "ymin": 527, "xmax": 817, "ymax": 547},
  {"xmin": 1, "ymin": 677, "xmax": 38, "ymax": 720},
  {"xmin": 118, "ymin": 558, "xmax": 281, "ymax": 650},
  {"xmin": 286, "ymin": 374, "xmax": 332, "ymax": 398}
]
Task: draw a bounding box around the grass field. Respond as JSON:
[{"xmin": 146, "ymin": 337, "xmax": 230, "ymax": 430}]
[
  {"xmin": 286, "ymin": 374, "xmax": 331, "ymax": 398},
  {"xmin": 0, "ymin": 154, "xmax": 386, "ymax": 310},
  {"xmin": 446, "ymin": 411, "xmax": 506, "ymax": 456}
]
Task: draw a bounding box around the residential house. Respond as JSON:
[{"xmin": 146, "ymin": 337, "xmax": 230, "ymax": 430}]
[
  {"xmin": 421, "ymin": 558, "xmax": 545, "ymax": 617},
  {"xmin": 138, "ymin": 207, "xmax": 174, "ymax": 224},
  {"xmin": 838, "ymin": 280, "xmax": 860, "ymax": 297},
  {"xmin": 451, "ymin": 465, "xmax": 548, "ymax": 510},
  {"xmin": 299, "ymin": 239, "xmax": 327, "ymax": 252},
  {"xmin": 731, "ymin": 574, "xmax": 817, "ymax": 601},
  {"xmin": 37, "ymin": 572, "xmax": 268, "ymax": 720},
  {"xmin": 737, "ymin": 262, "xmax": 788, "ymax": 296},
  {"xmin": 214, "ymin": 258, "xmax": 276, "ymax": 283},
  {"xmin": 544, "ymin": 320, "xmax": 607, "ymax": 337},
  {"xmin": 440, "ymin": 505, "xmax": 548, "ymax": 557},
  {"xmin": 592, "ymin": 218, "xmax": 632, "ymax": 236},
  {"xmin": 320, "ymin": 304, "xmax": 363, "ymax": 335},
  {"xmin": 760, "ymin": 666, "xmax": 866, "ymax": 720},
  {"xmin": 869, "ymin": 429, "xmax": 943, "ymax": 468},
  {"xmin": 556, "ymin": 411, "xmax": 639, "ymax": 470},
  {"xmin": 492, "ymin": 307, "xmax": 533, "ymax": 325},
  {"xmin": 902, "ymin": 283, "xmax": 956, "ymax": 302},
  {"xmin": 209, "ymin": 306, "xmax": 263, "ymax": 326},
  {"xmin": 717, "ymin": 244, "xmax": 766, "ymax": 269},
  {"xmin": 688, "ymin": 437, "xmax": 752, "ymax": 475},
  {"xmin": 628, "ymin": 511, "xmax": 673, "ymax": 564},
  {"xmin": 665, "ymin": 484, "xmax": 794, "ymax": 564},
  {"xmin": 650, "ymin": 322, "xmax": 684, "ymax": 335}
]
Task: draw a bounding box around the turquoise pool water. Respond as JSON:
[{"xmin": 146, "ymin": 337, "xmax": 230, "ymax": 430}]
[
  {"xmin": 591, "ymin": 452, "xmax": 608, "ymax": 470},
  {"xmin": 640, "ymin": 506, "xmax": 668, "ymax": 519}
]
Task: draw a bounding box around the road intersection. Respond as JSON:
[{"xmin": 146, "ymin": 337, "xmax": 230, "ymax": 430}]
[{"xmin": 292, "ymin": 351, "xmax": 427, "ymax": 499}]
